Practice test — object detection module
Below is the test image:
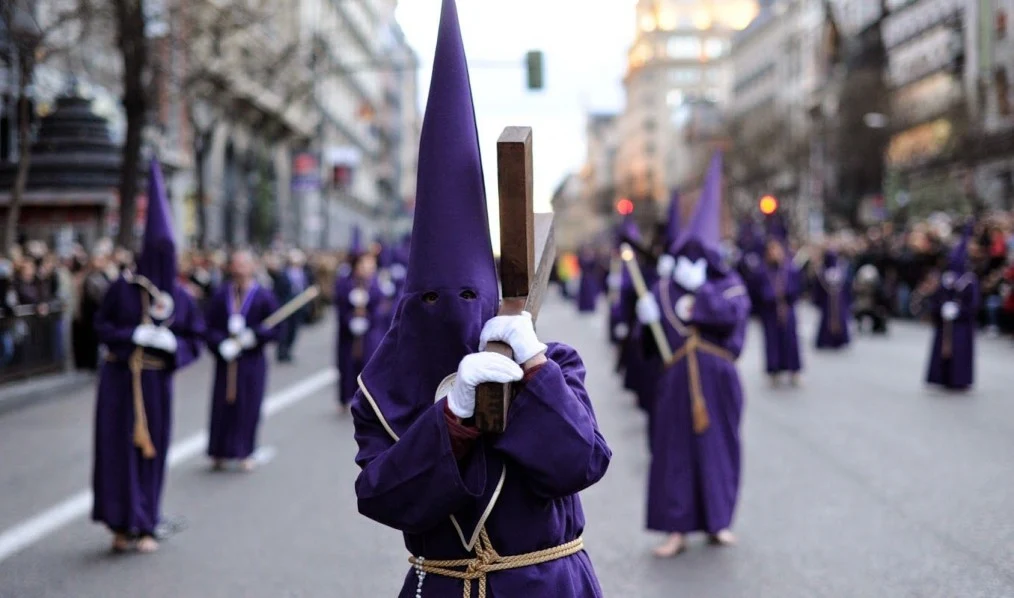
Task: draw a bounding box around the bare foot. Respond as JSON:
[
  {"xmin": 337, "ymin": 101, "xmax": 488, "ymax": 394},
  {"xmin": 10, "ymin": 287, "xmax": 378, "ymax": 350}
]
[
  {"xmin": 136, "ymin": 536, "xmax": 159, "ymax": 553},
  {"xmin": 769, "ymin": 374, "xmax": 780, "ymax": 388},
  {"xmin": 211, "ymin": 459, "xmax": 225, "ymax": 472},
  {"xmin": 240, "ymin": 458, "xmax": 256, "ymax": 472},
  {"xmin": 652, "ymin": 533, "xmax": 686, "ymax": 558},
  {"xmin": 790, "ymin": 373, "xmax": 801, "ymax": 387},
  {"xmin": 111, "ymin": 534, "xmax": 132, "ymax": 553},
  {"xmin": 710, "ymin": 530, "xmax": 737, "ymax": 546}
]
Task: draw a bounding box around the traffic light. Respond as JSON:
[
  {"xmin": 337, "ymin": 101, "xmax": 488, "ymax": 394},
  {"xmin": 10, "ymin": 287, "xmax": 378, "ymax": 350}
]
[
  {"xmin": 616, "ymin": 198, "xmax": 634, "ymax": 216},
  {"xmin": 759, "ymin": 195, "xmax": 778, "ymax": 215},
  {"xmin": 526, "ymin": 50, "xmax": 544, "ymax": 90}
]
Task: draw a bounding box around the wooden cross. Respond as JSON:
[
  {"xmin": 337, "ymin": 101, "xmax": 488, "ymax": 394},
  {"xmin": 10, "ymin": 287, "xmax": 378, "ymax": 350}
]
[{"xmin": 473, "ymin": 126, "xmax": 556, "ymax": 433}]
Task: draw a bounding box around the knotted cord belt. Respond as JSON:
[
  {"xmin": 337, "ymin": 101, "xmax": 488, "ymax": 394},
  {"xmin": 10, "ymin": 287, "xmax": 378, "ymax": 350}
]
[
  {"xmin": 106, "ymin": 351, "xmax": 165, "ymax": 460},
  {"xmin": 664, "ymin": 333, "xmax": 734, "ymax": 434},
  {"xmin": 408, "ymin": 527, "xmax": 584, "ymax": 598}
]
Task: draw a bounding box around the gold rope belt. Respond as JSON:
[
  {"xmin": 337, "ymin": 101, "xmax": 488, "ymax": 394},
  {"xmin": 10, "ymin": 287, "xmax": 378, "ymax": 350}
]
[
  {"xmin": 408, "ymin": 527, "xmax": 584, "ymax": 598},
  {"xmin": 106, "ymin": 351, "xmax": 166, "ymax": 459},
  {"xmin": 664, "ymin": 334, "xmax": 734, "ymax": 434}
]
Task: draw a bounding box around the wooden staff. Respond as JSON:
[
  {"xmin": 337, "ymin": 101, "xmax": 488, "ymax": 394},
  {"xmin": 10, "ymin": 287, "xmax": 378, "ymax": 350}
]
[
  {"xmin": 262, "ymin": 286, "xmax": 320, "ymax": 330},
  {"xmin": 620, "ymin": 243, "xmax": 673, "ymax": 363}
]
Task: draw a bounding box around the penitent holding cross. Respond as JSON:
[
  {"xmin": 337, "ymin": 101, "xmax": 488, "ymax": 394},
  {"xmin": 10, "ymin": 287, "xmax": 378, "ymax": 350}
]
[{"xmin": 473, "ymin": 126, "xmax": 556, "ymax": 433}]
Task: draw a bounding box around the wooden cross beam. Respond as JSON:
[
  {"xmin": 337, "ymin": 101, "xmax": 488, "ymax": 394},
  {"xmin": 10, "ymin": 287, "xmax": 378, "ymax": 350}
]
[{"xmin": 474, "ymin": 126, "xmax": 556, "ymax": 433}]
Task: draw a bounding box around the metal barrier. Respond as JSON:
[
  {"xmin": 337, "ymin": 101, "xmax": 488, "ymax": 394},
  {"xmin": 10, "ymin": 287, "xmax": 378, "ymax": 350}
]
[{"xmin": 0, "ymin": 303, "xmax": 66, "ymax": 384}]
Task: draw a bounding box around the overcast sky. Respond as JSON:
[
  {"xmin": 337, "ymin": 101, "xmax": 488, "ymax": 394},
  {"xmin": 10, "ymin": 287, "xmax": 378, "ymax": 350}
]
[{"xmin": 396, "ymin": 0, "xmax": 634, "ymax": 236}]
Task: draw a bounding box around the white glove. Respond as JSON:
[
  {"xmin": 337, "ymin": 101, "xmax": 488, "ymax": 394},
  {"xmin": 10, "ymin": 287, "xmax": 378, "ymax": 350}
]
[
  {"xmin": 636, "ymin": 295, "xmax": 661, "ymax": 325},
  {"xmin": 614, "ymin": 322, "xmax": 629, "ymax": 340},
  {"xmin": 674, "ymin": 256, "xmax": 707, "ymax": 292},
  {"xmin": 131, "ymin": 324, "xmax": 159, "ymax": 348},
  {"xmin": 228, "ymin": 314, "xmax": 246, "ymax": 336},
  {"xmin": 446, "ymin": 352, "xmax": 524, "ymax": 419},
  {"xmin": 348, "ymin": 316, "xmax": 370, "ymax": 336},
  {"xmin": 219, "ymin": 338, "xmax": 242, "ymax": 362},
  {"xmin": 149, "ymin": 327, "xmax": 178, "ymax": 353},
  {"xmin": 479, "ymin": 311, "xmax": 547, "ymax": 364},
  {"xmin": 348, "ymin": 288, "xmax": 369, "ymax": 308},
  {"xmin": 237, "ymin": 328, "xmax": 257, "ymax": 349},
  {"xmin": 825, "ymin": 268, "xmax": 842, "ymax": 285},
  {"xmin": 941, "ymin": 301, "xmax": 959, "ymax": 321},
  {"xmin": 657, "ymin": 254, "xmax": 676, "ymax": 279},
  {"xmin": 607, "ymin": 273, "xmax": 623, "ymax": 291},
  {"xmin": 675, "ymin": 294, "xmax": 696, "ymax": 322}
]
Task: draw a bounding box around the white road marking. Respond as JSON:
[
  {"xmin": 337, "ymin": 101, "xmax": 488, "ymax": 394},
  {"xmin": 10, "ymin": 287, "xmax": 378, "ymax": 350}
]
[{"xmin": 0, "ymin": 368, "xmax": 337, "ymax": 565}]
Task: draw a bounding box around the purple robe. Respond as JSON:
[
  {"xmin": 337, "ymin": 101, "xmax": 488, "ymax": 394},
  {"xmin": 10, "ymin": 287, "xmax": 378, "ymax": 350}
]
[
  {"xmin": 926, "ymin": 274, "xmax": 979, "ymax": 390},
  {"xmin": 576, "ymin": 255, "xmax": 602, "ymax": 313},
  {"xmin": 813, "ymin": 265, "xmax": 851, "ymax": 349},
  {"xmin": 646, "ymin": 276, "xmax": 750, "ymax": 534},
  {"xmin": 353, "ymin": 342, "xmax": 610, "ymax": 597},
  {"xmin": 335, "ymin": 275, "xmax": 386, "ymax": 405},
  {"xmin": 91, "ymin": 278, "xmax": 204, "ymax": 535},
  {"xmin": 205, "ymin": 284, "xmax": 280, "ymax": 460},
  {"xmin": 757, "ymin": 263, "xmax": 803, "ymax": 374}
]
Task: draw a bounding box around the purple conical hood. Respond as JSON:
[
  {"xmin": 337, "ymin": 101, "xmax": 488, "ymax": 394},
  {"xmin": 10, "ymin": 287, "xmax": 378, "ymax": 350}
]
[
  {"xmin": 948, "ymin": 221, "xmax": 973, "ymax": 272},
  {"xmin": 136, "ymin": 158, "xmax": 176, "ymax": 292},
  {"xmin": 403, "ymin": 0, "xmax": 496, "ymax": 295},
  {"xmin": 765, "ymin": 213, "xmax": 789, "ymax": 245},
  {"xmin": 358, "ymin": 0, "xmax": 499, "ymax": 459},
  {"xmin": 349, "ymin": 225, "xmax": 364, "ymax": 257},
  {"xmin": 665, "ymin": 189, "xmax": 682, "ymax": 247},
  {"xmin": 671, "ymin": 152, "xmax": 723, "ymax": 260}
]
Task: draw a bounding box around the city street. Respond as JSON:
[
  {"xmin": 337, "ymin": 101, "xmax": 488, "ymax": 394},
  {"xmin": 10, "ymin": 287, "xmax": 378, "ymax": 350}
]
[{"xmin": 1, "ymin": 293, "xmax": 1013, "ymax": 597}]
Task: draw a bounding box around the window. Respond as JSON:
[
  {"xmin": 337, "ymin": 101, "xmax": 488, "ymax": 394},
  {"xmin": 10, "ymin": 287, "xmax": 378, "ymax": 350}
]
[
  {"xmin": 703, "ymin": 38, "xmax": 727, "ymax": 59},
  {"xmin": 668, "ymin": 35, "xmax": 700, "ymax": 59},
  {"xmin": 670, "ymin": 68, "xmax": 700, "ymax": 84}
]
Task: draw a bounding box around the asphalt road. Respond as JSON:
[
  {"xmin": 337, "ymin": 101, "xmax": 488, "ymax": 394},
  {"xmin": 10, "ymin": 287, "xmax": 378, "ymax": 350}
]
[{"xmin": 1, "ymin": 293, "xmax": 1013, "ymax": 598}]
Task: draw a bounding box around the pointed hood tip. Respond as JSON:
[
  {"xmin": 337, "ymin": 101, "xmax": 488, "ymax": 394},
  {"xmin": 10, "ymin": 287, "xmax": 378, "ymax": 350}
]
[
  {"xmin": 136, "ymin": 157, "xmax": 176, "ymax": 292},
  {"xmin": 948, "ymin": 219, "xmax": 974, "ymax": 272},
  {"xmin": 671, "ymin": 152, "xmax": 722, "ymax": 257},
  {"xmin": 404, "ymin": 0, "xmax": 496, "ymax": 294},
  {"xmin": 665, "ymin": 188, "xmax": 682, "ymax": 246}
]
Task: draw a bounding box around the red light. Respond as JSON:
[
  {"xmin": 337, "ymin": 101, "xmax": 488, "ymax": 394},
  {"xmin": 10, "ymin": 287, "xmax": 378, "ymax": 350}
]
[
  {"xmin": 759, "ymin": 195, "xmax": 778, "ymax": 215},
  {"xmin": 616, "ymin": 198, "xmax": 634, "ymax": 215}
]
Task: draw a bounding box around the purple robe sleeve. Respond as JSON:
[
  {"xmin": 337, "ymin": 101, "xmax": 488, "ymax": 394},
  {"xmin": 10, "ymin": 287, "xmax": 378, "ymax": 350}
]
[
  {"xmin": 169, "ymin": 287, "xmax": 204, "ymax": 370},
  {"xmin": 690, "ymin": 281, "xmax": 751, "ymax": 358},
  {"xmin": 204, "ymin": 292, "xmax": 229, "ymax": 350},
  {"xmin": 94, "ymin": 280, "xmax": 136, "ymax": 356},
  {"xmin": 493, "ymin": 343, "xmax": 612, "ymax": 500},
  {"xmin": 352, "ymin": 395, "xmax": 488, "ymax": 534},
  {"xmin": 254, "ymin": 290, "xmax": 281, "ymax": 344}
]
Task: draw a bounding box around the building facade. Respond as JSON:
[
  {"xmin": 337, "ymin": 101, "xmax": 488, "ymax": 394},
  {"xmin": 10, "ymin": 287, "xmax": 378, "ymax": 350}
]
[
  {"xmin": 1, "ymin": 0, "xmax": 419, "ymax": 252},
  {"xmin": 616, "ymin": 0, "xmax": 759, "ymax": 226}
]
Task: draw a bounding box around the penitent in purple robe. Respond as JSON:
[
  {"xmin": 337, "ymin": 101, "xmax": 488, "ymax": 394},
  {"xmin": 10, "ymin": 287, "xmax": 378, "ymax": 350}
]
[
  {"xmin": 334, "ymin": 275, "xmax": 385, "ymax": 406},
  {"xmin": 353, "ymin": 343, "xmax": 610, "ymax": 597},
  {"xmin": 576, "ymin": 251, "xmax": 603, "ymax": 313},
  {"xmin": 91, "ymin": 279, "xmax": 204, "ymax": 535},
  {"xmin": 813, "ymin": 253, "xmax": 851, "ymax": 349},
  {"xmin": 645, "ymin": 275, "xmax": 750, "ymax": 534},
  {"xmin": 926, "ymin": 274, "xmax": 979, "ymax": 390},
  {"xmin": 756, "ymin": 263, "xmax": 803, "ymax": 374},
  {"xmin": 205, "ymin": 284, "xmax": 280, "ymax": 460}
]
